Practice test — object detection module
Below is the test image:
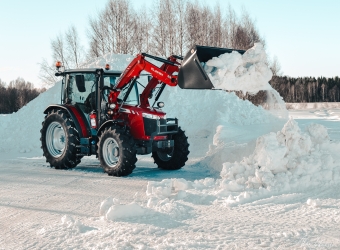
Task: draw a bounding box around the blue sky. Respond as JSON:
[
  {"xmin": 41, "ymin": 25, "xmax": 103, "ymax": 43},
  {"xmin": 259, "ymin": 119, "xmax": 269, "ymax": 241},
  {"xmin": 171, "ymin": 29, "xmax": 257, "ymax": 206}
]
[{"xmin": 0, "ymin": 0, "xmax": 339, "ymax": 87}]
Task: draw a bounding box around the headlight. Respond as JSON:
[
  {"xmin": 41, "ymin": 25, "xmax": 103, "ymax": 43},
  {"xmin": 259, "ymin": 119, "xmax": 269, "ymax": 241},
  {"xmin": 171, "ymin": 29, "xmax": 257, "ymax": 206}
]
[
  {"xmin": 109, "ymin": 103, "xmax": 116, "ymax": 109},
  {"xmin": 157, "ymin": 102, "xmax": 164, "ymax": 108},
  {"xmin": 142, "ymin": 113, "xmax": 159, "ymax": 119}
]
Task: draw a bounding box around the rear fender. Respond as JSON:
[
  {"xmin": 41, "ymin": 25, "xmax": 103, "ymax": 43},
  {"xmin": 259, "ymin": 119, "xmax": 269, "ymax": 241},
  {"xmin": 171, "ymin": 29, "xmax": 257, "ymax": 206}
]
[{"xmin": 43, "ymin": 104, "xmax": 90, "ymax": 138}]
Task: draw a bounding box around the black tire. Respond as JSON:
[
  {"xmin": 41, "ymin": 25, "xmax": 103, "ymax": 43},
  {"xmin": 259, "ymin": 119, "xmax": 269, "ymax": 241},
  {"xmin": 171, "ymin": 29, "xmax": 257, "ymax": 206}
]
[
  {"xmin": 152, "ymin": 127, "xmax": 190, "ymax": 170},
  {"xmin": 40, "ymin": 109, "xmax": 81, "ymax": 169},
  {"xmin": 98, "ymin": 127, "xmax": 137, "ymax": 176}
]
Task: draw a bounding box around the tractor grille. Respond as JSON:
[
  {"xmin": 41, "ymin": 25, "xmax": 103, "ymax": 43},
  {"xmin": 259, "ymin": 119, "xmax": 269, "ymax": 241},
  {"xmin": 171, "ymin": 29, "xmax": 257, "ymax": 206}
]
[{"xmin": 143, "ymin": 118, "xmax": 178, "ymax": 136}]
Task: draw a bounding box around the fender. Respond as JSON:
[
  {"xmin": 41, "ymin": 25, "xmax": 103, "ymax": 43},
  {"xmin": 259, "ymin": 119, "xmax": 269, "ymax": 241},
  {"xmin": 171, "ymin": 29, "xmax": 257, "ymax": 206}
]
[
  {"xmin": 97, "ymin": 119, "xmax": 125, "ymax": 136},
  {"xmin": 43, "ymin": 104, "xmax": 90, "ymax": 138}
]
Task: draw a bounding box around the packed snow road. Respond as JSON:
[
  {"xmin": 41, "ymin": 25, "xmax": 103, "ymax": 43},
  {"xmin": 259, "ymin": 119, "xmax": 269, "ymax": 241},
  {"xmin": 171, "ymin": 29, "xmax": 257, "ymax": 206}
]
[{"xmin": 1, "ymin": 109, "xmax": 340, "ymax": 249}]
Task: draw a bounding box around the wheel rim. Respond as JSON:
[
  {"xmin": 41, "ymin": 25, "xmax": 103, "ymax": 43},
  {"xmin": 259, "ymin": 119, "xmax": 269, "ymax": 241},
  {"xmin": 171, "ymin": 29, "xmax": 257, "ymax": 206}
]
[
  {"xmin": 102, "ymin": 137, "xmax": 120, "ymax": 168},
  {"xmin": 157, "ymin": 148, "xmax": 174, "ymax": 162},
  {"xmin": 46, "ymin": 121, "xmax": 66, "ymax": 158}
]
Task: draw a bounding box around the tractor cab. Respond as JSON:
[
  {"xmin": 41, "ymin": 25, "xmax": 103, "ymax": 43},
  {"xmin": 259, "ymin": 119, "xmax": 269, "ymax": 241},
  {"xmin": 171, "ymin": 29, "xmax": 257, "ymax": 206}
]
[
  {"xmin": 60, "ymin": 69, "xmax": 151, "ymax": 108},
  {"xmin": 58, "ymin": 68, "xmax": 149, "ymax": 125},
  {"xmin": 60, "ymin": 69, "xmax": 120, "ymax": 113}
]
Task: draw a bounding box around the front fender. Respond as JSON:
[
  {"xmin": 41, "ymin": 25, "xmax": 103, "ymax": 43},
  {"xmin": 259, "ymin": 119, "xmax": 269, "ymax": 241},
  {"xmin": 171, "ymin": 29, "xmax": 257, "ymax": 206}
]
[{"xmin": 97, "ymin": 120, "xmax": 125, "ymax": 136}]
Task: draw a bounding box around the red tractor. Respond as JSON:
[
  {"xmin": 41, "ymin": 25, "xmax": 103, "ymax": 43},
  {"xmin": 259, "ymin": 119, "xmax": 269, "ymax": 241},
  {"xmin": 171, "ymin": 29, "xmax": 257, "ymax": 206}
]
[{"xmin": 41, "ymin": 45, "xmax": 245, "ymax": 176}]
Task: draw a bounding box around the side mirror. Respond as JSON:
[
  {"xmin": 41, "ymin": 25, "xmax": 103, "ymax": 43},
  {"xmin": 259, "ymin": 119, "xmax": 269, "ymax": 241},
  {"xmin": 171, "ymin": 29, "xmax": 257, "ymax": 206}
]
[{"xmin": 75, "ymin": 75, "xmax": 86, "ymax": 92}]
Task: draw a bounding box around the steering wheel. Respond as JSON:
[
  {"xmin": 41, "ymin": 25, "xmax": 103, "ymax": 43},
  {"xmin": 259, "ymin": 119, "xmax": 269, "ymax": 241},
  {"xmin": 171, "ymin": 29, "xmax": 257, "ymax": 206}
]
[{"xmin": 101, "ymin": 86, "xmax": 114, "ymax": 102}]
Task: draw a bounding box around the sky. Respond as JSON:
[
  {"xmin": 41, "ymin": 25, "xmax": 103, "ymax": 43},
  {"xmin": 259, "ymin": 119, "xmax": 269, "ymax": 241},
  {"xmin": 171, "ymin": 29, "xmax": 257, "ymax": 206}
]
[{"xmin": 0, "ymin": 0, "xmax": 340, "ymax": 87}]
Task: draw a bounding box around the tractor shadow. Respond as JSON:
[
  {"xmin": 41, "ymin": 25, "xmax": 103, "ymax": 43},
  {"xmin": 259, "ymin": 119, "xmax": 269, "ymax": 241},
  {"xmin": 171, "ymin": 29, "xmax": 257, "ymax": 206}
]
[
  {"xmin": 127, "ymin": 156, "xmax": 216, "ymax": 181},
  {"xmin": 73, "ymin": 156, "xmax": 217, "ymax": 181}
]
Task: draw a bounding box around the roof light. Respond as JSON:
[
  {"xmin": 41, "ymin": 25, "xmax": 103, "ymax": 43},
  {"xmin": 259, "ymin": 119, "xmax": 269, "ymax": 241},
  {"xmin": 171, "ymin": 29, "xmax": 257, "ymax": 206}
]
[
  {"xmin": 105, "ymin": 64, "xmax": 110, "ymax": 70},
  {"xmin": 56, "ymin": 61, "xmax": 62, "ymax": 70}
]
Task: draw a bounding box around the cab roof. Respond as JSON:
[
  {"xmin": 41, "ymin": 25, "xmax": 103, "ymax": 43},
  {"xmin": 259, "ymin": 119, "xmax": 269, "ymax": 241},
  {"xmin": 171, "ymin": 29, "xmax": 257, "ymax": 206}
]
[
  {"xmin": 62, "ymin": 68, "xmax": 123, "ymax": 74},
  {"xmin": 56, "ymin": 68, "xmax": 150, "ymax": 76}
]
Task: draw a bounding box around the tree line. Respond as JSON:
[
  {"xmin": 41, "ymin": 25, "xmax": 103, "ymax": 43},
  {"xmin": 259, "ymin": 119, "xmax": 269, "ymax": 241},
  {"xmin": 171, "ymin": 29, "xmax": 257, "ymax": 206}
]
[
  {"xmin": 0, "ymin": 78, "xmax": 45, "ymax": 114},
  {"xmin": 40, "ymin": 0, "xmax": 266, "ymax": 85},
  {"xmin": 270, "ymin": 76, "xmax": 340, "ymax": 103}
]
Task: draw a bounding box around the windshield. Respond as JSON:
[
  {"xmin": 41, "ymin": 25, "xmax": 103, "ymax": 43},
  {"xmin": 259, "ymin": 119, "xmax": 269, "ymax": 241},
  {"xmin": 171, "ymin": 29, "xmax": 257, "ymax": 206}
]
[{"xmin": 118, "ymin": 83, "xmax": 139, "ymax": 105}]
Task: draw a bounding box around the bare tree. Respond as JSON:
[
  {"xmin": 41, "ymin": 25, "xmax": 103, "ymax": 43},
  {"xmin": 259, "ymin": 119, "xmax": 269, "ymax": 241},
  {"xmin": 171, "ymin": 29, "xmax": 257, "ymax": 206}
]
[
  {"xmin": 88, "ymin": 0, "xmax": 137, "ymax": 56},
  {"xmin": 51, "ymin": 33, "xmax": 69, "ymax": 69},
  {"xmin": 40, "ymin": 26, "xmax": 84, "ymax": 86},
  {"xmin": 211, "ymin": 4, "xmax": 223, "ymax": 47},
  {"xmin": 270, "ymin": 55, "xmax": 283, "ymax": 76},
  {"xmin": 88, "ymin": 12, "xmax": 110, "ymax": 58},
  {"xmin": 105, "ymin": 0, "xmax": 135, "ymax": 54},
  {"xmin": 152, "ymin": 0, "xmax": 169, "ymax": 56},
  {"xmin": 65, "ymin": 25, "xmax": 83, "ymax": 68},
  {"xmin": 38, "ymin": 58, "xmax": 58, "ymax": 86},
  {"xmin": 174, "ymin": 0, "xmax": 187, "ymax": 56},
  {"xmin": 133, "ymin": 7, "xmax": 151, "ymax": 53},
  {"xmin": 185, "ymin": 1, "xmax": 203, "ymax": 47}
]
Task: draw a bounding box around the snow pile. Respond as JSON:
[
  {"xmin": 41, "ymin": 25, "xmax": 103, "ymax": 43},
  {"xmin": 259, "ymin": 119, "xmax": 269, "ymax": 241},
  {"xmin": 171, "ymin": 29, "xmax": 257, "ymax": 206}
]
[
  {"xmin": 161, "ymin": 87, "xmax": 285, "ymax": 160},
  {"xmin": 99, "ymin": 197, "xmax": 145, "ymax": 221},
  {"xmin": 60, "ymin": 215, "xmax": 96, "ymax": 234},
  {"xmin": 99, "ymin": 194, "xmax": 190, "ymax": 221},
  {"xmin": 0, "ymin": 83, "xmax": 61, "ymax": 154},
  {"xmin": 220, "ymin": 119, "xmax": 337, "ymax": 194},
  {"xmin": 160, "ymin": 43, "xmax": 287, "ymax": 163},
  {"xmin": 306, "ymin": 198, "xmax": 321, "ymax": 207},
  {"xmin": 204, "ymin": 43, "xmax": 272, "ymax": 94},
  {"xmin": 142, "ymin": 119, "xmax": 340, "ymax": 206},
  {"xmin": 221, "ymin": 119, "xmax": 340, "ymax": 200}
]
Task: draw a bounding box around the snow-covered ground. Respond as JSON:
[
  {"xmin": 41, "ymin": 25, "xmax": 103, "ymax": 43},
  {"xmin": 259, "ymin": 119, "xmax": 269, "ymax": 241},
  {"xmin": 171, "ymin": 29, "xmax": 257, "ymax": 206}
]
[
  {"xmin": 1, "ymin": 46, "xmax": 340, "ymax": 249},
  {"xmin": 1, "ymin": 102, "xmax": 340, "ymax": 249}
]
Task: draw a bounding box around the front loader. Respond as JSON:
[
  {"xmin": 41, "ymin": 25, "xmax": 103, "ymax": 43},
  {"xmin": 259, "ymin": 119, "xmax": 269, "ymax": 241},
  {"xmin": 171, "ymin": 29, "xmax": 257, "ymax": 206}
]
[{"xmin": 40, "ymin": 45, "xmax": 245, "ymax": 176}]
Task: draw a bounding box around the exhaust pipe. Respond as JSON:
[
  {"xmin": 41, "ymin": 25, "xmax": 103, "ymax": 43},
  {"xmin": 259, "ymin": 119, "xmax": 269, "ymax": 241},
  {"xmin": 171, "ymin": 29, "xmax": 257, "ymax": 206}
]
[{"xmin": 177, "ymin": 45, "xmax": 245, "ymax": 89}]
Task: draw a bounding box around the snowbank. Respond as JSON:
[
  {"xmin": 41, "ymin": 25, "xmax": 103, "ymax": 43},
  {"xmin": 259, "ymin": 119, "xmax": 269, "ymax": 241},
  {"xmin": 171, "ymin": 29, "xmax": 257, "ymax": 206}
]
[
  {"xmin": 99, "ymin": 197, "xmax": 146, "ymax": 221},
  {"xmin": 143, "ymin": 119, "xmax": 340, "ymax": 206},
  {"xmin": 161, "ymin": 43, "xmax": 287, "ymax": 168},
  {"xmin": 0, "ymin": 83, "xmax": 61, "ymax": 154}
]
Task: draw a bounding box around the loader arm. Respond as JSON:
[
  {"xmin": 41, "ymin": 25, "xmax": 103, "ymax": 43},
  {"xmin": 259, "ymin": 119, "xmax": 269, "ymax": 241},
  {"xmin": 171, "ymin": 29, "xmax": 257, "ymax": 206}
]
[
  {"xmin": 112, "ymin": 45, "xmax": 244, "ymax": 107},
  {"xmin": 139, "ymin": 55, "xmax": 180, "ymax": 107},
  {"xmin": 114, "ymin": 54, "xmax": 180, "ymax": 108}
]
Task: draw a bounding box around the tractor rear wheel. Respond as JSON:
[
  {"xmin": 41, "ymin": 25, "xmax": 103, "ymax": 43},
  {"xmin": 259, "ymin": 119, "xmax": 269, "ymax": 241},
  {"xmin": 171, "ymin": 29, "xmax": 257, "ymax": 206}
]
[
  {"xmin": 152, "ymin": 127, "xmax": 190, "ymax": 170},
  {"xmin": 98, "ymin": 127, "xmax": 137, "ymax": 177},
  {"xmin": 40, "ymin": 109, "xmax": 81, "ymax": 169}
]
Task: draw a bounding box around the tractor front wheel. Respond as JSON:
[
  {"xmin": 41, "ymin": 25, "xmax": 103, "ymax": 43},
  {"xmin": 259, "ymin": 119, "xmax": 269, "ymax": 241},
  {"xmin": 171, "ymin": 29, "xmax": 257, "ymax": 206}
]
[
  {"xmin": 152, "ymin": 128, "xmax": 190, "ymax": 170},
  {"xmin": 98, "ymin": 127, "xmax": 137, "ymax": 176},
  {"xmin": 40, "ymin": 109, "xmax": 81, "ymax": 169}
]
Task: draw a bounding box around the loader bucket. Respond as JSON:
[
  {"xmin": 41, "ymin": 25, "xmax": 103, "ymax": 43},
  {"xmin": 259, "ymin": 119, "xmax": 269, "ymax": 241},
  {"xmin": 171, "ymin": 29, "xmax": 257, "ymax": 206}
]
[{"xmin": 177, "ymin": 45, "xmax": 245, "ymax": 89}]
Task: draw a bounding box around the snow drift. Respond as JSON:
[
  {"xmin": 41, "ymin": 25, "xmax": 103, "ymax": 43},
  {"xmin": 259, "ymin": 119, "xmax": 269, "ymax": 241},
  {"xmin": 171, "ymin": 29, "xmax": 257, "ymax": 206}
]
[{"xmin": 144, "ymin": 119, "xmax": 340, "ymax": 206}]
